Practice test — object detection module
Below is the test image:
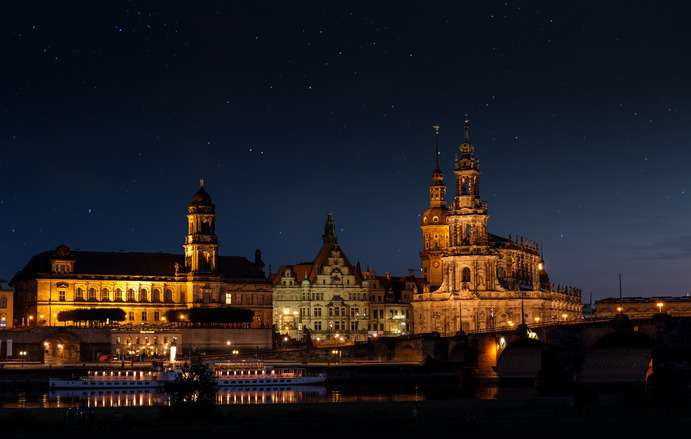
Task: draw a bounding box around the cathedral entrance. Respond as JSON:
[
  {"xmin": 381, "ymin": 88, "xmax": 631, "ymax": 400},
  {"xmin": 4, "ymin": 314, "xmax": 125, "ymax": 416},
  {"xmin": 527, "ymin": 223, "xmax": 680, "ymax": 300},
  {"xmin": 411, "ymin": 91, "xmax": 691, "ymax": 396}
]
[{"xmin": 43, "ymin": 332, "xmax": 81, "ymax": 365}]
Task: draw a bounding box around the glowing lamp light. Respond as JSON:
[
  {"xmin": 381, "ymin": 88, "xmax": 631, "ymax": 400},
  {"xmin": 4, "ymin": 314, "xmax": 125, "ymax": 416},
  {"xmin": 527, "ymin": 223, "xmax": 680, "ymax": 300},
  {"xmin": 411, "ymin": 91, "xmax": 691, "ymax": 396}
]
[
  {"xmin": 561, "ymin": 313, "xmax": 568, "ymax": 320},
  {"xmin": 534, "ymin": 317, "xmax": 541, "ymax": 323},
  {"xmin": 616, "ymin": 306, "xmax": 623, "ymax": 313},
  {"xmin": 507, "ymin": 320, "xmax": 514, "ymax": 327},
  {"xmin": 538, "ymin": 262, "xmax": 544, "ymax": 271},
  {"xmin": 656, "ymin": 302, "xmax": 664, "ymax": 313},
  {"xmin": 226, "ymin": 340, "xmax": 232, "ymax": 346}
]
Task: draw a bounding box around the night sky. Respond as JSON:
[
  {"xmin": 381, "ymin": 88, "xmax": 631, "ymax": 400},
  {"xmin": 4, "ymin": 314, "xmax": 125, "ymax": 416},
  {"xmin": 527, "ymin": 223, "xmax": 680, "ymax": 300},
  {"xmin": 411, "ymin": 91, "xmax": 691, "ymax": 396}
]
[{"xmin": 1, "ymin": 1, "xmax": 690, "ymax": 299}]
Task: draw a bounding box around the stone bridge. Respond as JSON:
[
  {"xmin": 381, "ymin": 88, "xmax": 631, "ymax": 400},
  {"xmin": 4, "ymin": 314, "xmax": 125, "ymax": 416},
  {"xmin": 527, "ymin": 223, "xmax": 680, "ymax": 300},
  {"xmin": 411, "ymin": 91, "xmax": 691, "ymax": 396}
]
[{"xmin": 269, "ymin": 315, "xmax": 691, "ymax": 389}]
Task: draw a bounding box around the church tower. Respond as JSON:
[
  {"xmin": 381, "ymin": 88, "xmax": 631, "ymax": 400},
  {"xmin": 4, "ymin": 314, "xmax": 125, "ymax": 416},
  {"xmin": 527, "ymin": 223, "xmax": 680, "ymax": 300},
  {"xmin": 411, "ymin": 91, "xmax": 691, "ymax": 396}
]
[
  {"xmin": 449, "ymin": 116, "xmax": 489, "ymax": 252},
  {"xmin": 183, "ymin": 179, "xmax": 218, "ymax": 273},
  {"xmin": 420, "ymin": 125, "xmax": 449, "ymax": 287}
]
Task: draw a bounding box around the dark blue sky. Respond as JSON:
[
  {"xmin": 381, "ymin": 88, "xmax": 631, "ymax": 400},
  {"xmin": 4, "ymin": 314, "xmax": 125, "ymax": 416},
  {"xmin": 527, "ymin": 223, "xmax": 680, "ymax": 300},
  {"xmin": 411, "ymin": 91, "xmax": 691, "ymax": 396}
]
[{"xmin": 1, "ymin": 1, "xmax": 690, "ymax": 299}]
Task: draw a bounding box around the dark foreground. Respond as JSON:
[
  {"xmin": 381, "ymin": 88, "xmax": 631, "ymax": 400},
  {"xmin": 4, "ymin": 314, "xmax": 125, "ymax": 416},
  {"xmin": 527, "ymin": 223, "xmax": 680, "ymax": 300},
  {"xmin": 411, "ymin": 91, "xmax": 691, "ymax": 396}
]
[{"xmin": 2, "ymin": 396, "xmax": 691, "ymax": 438}]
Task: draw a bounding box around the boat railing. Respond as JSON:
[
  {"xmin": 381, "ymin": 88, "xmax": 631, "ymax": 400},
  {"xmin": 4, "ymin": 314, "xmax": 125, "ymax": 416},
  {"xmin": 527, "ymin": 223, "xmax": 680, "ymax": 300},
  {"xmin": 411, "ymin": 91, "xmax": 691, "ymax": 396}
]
[{"xmin": 84, "ymin": 370, "xmax": 158, "ymax": 381}]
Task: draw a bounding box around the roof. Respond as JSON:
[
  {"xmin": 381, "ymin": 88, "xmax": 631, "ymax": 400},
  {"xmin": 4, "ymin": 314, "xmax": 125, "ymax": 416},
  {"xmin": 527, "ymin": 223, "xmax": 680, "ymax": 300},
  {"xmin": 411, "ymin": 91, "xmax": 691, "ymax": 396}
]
[
  {"xmin": 273, "ymin": 241, "xmax": 363, "ymax": 285},
  {"xmin": 189, "ymin": 186, "xmax": 214, "ymax": 207},
  {"xmin": 11, "ymin": 250, "xmax": 265, "ymax": 283}
]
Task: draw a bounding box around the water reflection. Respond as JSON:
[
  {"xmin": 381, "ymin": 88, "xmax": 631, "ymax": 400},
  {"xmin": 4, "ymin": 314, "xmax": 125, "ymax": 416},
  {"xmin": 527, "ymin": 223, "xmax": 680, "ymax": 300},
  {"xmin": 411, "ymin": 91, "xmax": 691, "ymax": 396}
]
[{"xmin": 0, "ymin": 382, "xmax": 500, "ymax": 409}]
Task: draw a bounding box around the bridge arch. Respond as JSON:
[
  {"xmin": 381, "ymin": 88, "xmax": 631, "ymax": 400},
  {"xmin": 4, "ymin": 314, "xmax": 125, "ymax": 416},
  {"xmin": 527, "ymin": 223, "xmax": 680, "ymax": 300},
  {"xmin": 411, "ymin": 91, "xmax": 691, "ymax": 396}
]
[{"xmin": 43, "ymin": 331, "xmax": 81, "ymax": 364}]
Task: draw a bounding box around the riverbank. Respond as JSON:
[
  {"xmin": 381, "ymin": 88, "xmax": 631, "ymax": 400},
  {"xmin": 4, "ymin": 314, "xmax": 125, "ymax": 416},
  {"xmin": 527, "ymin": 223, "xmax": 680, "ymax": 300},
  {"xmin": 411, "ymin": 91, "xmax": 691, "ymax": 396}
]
[{"xmin": 0, "ymin": 396, "xmax": 689, "ymax": 437}]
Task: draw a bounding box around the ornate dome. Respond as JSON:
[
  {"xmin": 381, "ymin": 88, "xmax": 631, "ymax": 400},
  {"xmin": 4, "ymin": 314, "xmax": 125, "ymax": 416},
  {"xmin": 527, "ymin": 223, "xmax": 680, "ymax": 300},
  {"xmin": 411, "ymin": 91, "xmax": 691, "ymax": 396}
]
[
  {"xmin": 188, "ymin": 179, "xmax": 214, "ymax": 207},
  {"xmin": 190, "ymin": 187, "xmax": 212, "ymax": 205},
  {"xmin": 421, "ymin": 206, "xmax": 448, "ymax": 226}
]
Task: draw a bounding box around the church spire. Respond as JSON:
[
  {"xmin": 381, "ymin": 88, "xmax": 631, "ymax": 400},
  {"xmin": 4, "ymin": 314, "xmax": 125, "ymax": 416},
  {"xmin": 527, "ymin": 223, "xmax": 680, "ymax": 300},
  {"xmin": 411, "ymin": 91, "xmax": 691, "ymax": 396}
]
[{"xmin": 322, "ymin": 213, "xmax": 338, "ymax": 245}]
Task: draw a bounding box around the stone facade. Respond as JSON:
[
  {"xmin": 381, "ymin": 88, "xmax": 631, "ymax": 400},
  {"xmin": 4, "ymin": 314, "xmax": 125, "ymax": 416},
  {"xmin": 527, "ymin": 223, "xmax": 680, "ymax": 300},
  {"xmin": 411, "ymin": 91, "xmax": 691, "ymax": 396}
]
[
  {"xmin": 0, "ymin": 281, "xmax": 13, "ymax": 329},
  {"xmin": 10, "ymin": 182, "xmax": 272, "ymax": 332},
  {"xmin": 363, "ymin": 271, "xmax": 417, "ymax": 336},
  {"xmin": 273, "ymin": 214, "xmax": 370, "ymax": 344},
  {"xmin": 273, "ymin": 214, "xmax": 418, "ymax": 344},
  {"xmin": 413, "ymin": 120, "xmax": 582, "ymax": 336},
  {"xmin": 595, "ymin": 296, "xmax": 691, "ymax": 319}
]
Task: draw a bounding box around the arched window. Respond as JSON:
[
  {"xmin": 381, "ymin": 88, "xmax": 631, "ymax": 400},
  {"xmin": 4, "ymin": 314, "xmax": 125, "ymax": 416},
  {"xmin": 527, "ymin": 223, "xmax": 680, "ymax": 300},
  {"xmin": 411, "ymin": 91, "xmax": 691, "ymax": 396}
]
[
  {"xmin": 462, "ymin": 267, "xmax": 471, "ymax": 283},
  {"xmin": 179, "ymin": 291, "xmax": 186, "ymax": 304},
  {"xmin": 114, "ymin": 289, "xmax": 123, "ymax": 301},
  {"xmin": 76, "ymin": 288, "xmax": 84, "ymax": 301},
  {"xmin": 0, "ymin": 297, "xmax": 6, "ymax": 308},
  {"xmin": 101, "ymin": 288, "xmax": 109, "ymax": 302},
  {"xmin": 139, "ymin": 289, "xmax": 148, "ymax": 302},
  {"xmin": 88, "ymin": 288, "xmax": 97, "ymax": 301},
  {"xmin": 164, "ymin": 289, "xmax": 173, "ymax": 303},
  {"xmin": 127, "ymin": 289, "xmax": 135, "ymax": 302},
  {"xmin": 152, "ymin": 289, "xmax": 161, "ymax": 303}
]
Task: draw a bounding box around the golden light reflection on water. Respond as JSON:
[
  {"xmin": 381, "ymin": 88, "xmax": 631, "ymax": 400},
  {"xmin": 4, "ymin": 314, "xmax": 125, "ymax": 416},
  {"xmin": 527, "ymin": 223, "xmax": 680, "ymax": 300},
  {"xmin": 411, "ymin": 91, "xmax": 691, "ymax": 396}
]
[{"xmin": 1, "ymin": 383, "xmax": 497, "ymax": 408}]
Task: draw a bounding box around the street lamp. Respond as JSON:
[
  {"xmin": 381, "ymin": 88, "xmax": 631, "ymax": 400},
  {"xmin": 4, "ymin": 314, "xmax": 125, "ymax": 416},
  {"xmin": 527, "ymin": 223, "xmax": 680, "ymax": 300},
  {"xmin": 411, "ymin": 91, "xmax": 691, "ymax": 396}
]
[
  {"xmin": 656, "ymin": 302, "xmax": 664, "ymax": 313},
  {"xmin": 561, "ymin": 313, "xmax": 568, "ymax": 320},
  {"xmin": 616, "ymin": 306, "xmax": 623, "ymax": 314},
  {"xmin": 19, "ymin": 350, "xmax": 27, "ymax": 367}
]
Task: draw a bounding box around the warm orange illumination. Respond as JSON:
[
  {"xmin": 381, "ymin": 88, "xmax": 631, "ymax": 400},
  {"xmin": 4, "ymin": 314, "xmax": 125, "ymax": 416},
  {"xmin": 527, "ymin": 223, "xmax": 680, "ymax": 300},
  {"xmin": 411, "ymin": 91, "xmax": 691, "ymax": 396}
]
[
  {"xmin": 538, "ymin": 262, "xmax": 544, "ymax": 271},
  {"xmin": 534, "ymin": 316, "xmax": 541, "ymax": 323},
  {"xmin": 656, "ymin": 302, "xmax": 664, "ymax": 312},
  {"xmin": 616, "ymin": 306, "xmax": 623, "ymax": 313},
  {"xmin": 561, "ymin": 313, "xmax": 568, "ymax": 319}
]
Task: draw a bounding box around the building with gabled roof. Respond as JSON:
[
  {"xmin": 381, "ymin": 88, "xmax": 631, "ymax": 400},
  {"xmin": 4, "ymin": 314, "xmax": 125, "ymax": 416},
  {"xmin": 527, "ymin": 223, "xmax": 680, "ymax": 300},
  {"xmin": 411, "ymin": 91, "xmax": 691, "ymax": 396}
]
[{"xmin": 273, "ymin": 213, "xmax": 371, "ymax": 343}]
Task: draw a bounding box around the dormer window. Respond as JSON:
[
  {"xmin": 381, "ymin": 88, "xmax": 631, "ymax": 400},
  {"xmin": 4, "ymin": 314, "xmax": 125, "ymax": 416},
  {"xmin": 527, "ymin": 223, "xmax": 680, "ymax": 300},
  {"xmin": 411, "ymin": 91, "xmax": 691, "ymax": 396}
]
[{"xmin": 51, "ymin": 260, "xmax": 74, "ymax": 274}]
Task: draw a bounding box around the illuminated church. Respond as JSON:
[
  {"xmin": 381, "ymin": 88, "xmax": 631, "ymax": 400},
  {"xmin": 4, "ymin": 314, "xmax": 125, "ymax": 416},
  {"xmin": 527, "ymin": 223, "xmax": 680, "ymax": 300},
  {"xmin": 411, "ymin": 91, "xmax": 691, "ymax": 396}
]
[{"xmin": 413, "ymin": 119, "xmax": 582, "ymax": 335}]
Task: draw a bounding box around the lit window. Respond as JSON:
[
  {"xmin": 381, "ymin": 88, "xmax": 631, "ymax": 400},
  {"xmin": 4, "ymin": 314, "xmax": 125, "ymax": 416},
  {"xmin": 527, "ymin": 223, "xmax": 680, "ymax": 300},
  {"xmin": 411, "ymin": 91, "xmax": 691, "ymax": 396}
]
[{"xmin": 225, "ymin": 292, "xmax": 233, "ymax": 304}]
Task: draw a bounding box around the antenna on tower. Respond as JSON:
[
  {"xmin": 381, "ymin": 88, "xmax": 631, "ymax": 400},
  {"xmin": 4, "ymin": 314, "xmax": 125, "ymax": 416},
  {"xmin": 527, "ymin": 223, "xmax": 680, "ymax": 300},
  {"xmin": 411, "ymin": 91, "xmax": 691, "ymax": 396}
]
[
  {"xmin": 463, "ymin": 114, "xmax": 470, "ymax": 144},
  {"xmin": 432, "ymin": 124, "xmax": 441, "ymax": 170}
]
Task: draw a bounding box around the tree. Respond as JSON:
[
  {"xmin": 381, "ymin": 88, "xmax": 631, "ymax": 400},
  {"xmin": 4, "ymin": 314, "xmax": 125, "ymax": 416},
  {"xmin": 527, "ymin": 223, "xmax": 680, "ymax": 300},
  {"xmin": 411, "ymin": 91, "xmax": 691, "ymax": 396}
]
[{"xmin": 57, "ymin": 308, "xmax": 126, "ymax": 324}]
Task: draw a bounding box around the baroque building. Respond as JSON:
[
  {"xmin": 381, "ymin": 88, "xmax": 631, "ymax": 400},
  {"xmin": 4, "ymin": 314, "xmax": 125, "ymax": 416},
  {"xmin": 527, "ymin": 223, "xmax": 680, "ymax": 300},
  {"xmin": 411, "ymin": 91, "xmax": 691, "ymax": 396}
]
[
  {"xmin": 363, "ymin": 271, "xmax": 418, "ymax": 336},
  {"xmin": 413, "ymin": 120, "xmax": 582, "ymax": 336},
  {"xmin": 273, "ymin": 214, "xmax": 417, "ymax": 344},
  {"xmin": 10, "ymin": 182, "xmax": 272, "ymax": 330},
  {"xmin": 0, "ymin": 281, "xmax": 13, "ymax": 329}
]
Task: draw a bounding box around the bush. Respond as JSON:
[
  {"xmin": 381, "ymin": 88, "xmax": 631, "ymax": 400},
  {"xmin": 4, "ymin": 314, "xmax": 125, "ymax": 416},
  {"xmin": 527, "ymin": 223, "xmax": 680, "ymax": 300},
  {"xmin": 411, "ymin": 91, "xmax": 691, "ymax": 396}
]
[{"xmin": 57, "ymin": 308, "xmax": 126, "ymax": 323}]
